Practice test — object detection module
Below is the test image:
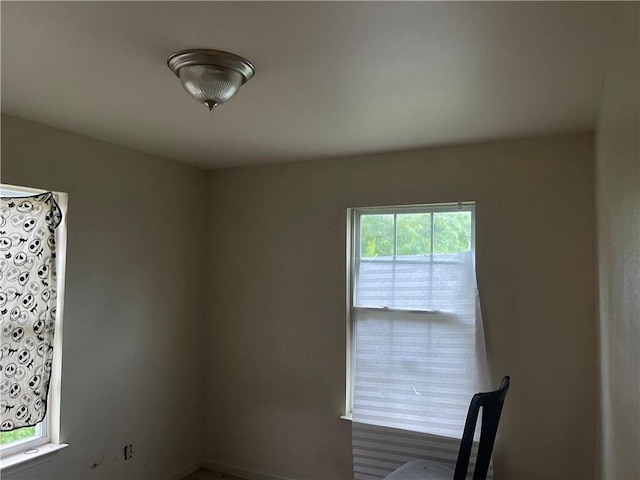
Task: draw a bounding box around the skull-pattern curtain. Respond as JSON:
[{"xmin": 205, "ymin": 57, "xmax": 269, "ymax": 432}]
[{"xmin": 0, "ymin": 193, "xmax": 62, "ymax": 431}]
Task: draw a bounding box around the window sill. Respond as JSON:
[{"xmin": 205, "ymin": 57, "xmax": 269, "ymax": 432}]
[
  {"xmin": 340, "ymin": 413, "xmax": 352, "ymax": 421},
  {"xmin": 0, "ymin": 443, "xmax": 69, "ymax": 476}
]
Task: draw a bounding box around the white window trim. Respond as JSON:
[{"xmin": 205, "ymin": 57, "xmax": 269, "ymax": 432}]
[
  {"xmin": 0, "ymin": 184, "xmax": 69, "ymax": 472},
  {"xmin": 344, "ymin": 201, "xmax": 476, "ymax": 418}
]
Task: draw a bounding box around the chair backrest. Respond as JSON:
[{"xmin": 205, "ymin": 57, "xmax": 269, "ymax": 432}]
[{"xmin": 453, "ymin": 376, "xmax": 510, "ymax": 480}]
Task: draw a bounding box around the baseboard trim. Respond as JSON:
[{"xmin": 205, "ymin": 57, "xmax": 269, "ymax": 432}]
[
  {"xmin": 165, "ymin": 460, "xmax": 202, "ymax": 480},
  {"xmin": 202, "ymin": 459, "xmax": 293, "ymax": 480}
]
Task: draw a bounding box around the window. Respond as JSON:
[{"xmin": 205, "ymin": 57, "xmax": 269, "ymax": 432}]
[
  {"xmin": 347, "ymin": 203, "xmax": 491, "ymax": 478},
  {"xmin": 0, "ymin": 185, "xmax": 68, "ymax": 470},
  {"xmin": 346, "ymin": 202, "xmax": 487, "ymax": 437}
]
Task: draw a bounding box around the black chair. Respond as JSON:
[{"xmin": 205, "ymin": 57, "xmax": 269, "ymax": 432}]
[{"xmin": 384, "ymin": 376, "xmax": 510, "ymax": 480}]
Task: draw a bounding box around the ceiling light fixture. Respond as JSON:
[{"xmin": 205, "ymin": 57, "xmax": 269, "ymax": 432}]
[{"xmin": 167, "ymin": 49, "xmax": 255, "ymax": 111}]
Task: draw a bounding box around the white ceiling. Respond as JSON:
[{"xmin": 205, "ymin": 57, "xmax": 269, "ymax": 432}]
[{"xmin": 1, "ymin": 1, "xmax": 615, "ymax": 169}]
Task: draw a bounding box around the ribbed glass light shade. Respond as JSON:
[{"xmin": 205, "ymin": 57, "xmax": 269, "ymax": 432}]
[{"xmin": 178, "ymin": 65, "xmax": 243, "ymax": 109}]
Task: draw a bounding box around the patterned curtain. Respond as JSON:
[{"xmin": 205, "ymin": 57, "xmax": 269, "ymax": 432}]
[{"xmin": 0, "ymin": 193, "xmax": 62, "ymax": 431}]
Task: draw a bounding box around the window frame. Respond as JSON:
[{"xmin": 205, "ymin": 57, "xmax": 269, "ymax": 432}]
[
  {"xmin": 344, "ymin": 202, "xmax": 475, "ymax": 417},
  {"xmin": 0, "ymin": 184, "xmax": 68, "ymax": 468}
]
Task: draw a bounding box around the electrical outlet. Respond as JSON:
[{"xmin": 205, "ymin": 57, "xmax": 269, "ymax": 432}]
[{"xmin": 123, "ymin": 444, "xmax": 133, "ymax": 460}]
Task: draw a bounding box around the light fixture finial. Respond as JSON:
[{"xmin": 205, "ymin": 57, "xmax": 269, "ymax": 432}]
[{"xmin": 204, "ymin": 100, "xmax": 218, "ymax": 111}]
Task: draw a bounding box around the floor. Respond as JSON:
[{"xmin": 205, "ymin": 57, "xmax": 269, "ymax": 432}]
[{"xmin": 183, "ymin": 469, "xmax": 247, "ymax": 480}]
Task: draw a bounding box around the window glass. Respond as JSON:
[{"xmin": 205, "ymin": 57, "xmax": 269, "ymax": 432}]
[
  {"xmin": 0, "ymin": 426, "xmax": 36, "ymax": 445},
  {"xmin": 433, "ymin": 211, "xmax": 472, "ymax": 253},
  {"xmin": 396, "ymin": 213, "xmax": 431, "ymax": 256},
  {"xmin": 360, "ymin": 214, "xmax": 394, "ymax": 257}
]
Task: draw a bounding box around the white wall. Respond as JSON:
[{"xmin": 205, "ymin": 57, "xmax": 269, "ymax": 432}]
[
  {"xmin": 0, "ymin": 119, "xmax": 607, "ymax": 480},
  {"xmin": 1, "ymin": 115, "xmax": 208, "ymax": 480},
  {"xmin": 596, "ymin": 3, "xmax": 640, "ymax": 479},
  {"xmin": 204, "ymin": 134, "xmax": 597, "ymax": 479}
]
